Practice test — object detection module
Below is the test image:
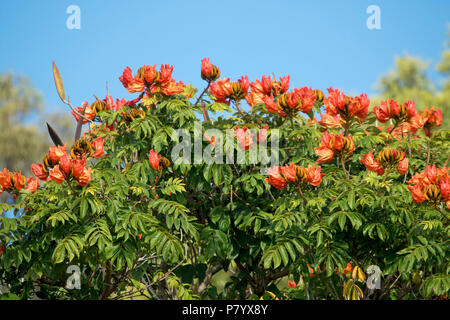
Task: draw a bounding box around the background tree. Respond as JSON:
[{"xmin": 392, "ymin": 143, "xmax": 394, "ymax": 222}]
[
  {"xmin": 372, "ymin": 31, "xmax": 450, "ymax": 129},
  {"xmin": 0, "ymin": 73, "xmax": 74, "ymax": 202}
]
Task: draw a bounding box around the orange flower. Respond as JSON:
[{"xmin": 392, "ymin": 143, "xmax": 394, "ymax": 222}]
[
  {"xmin": 26, "ymin": 177, "xmax": 40, "ymax": 193},
  {"xmin": 344, "ymin": 262, "xmax": 353, "ymax": 274},
  {"xmin": 91, "ymin": 137, "xmax": 105, "ymax": 158},
  {"xmin": 31, "ymin": 163, "xmax": 49, "ymax": 181},
  {"xmin": 314, "ymin": 131, "xmax": 354, "ymax": 164},
  {"xmin": 397, "ymin": 157, "xmax": 409, "ymax": 175},
  {"xmin": 72, "ymin": 159, "xmax": 86, "ymax": 179},
  {"xmin": 201, "ymin": 58, "xmax": 220, "ymax": 82},
  {"xmin": 360, "ymin": 152, "xmax": 384, "ymax": 176},
  {"xmin": 0, "ymin": 168, "xmax": 12, "ymax": 190},
  {"xmin": 407, "ymin": 184, "xmax": 426, "ymax": 203},
  {"xmin": 315, "ymin": 145, "xmax": 335, "ymax": 164},
  {"xmin": 288, "ymin": 280, "xmax": 297, "ymax": 288},
  {"xmin": 373, "ymin": 99, "xmax": 393, "ymax": 123},
  {"xmin": 407, "ymin": 165, "xmax": 449, "ymax": 204},
  {"xmin": 319, "ymin": 112, "xmax": 342, "ymax": 129},
  {"xmin": 421, "ymin": 107, "xmax": 443, "ymax": 137},
  {"xmin": 306, "ymin": 165, "xmax": 326, "ymax": 187},
  {"xmin": 149, "ymin": 149, "xmax": 162, "ymax": 171},
  {"xmin": 280, "ymin": 163, "xmax": 297, "ymax": 182},
  {"xmin": 119, "ymin": 66, "xmax": 145, "ymax": 93},
  {"xmin": 324, "ymin": 87, "xmax": 369, "ymax": 121},
  {"xmin": 262, "ymin": 95, "xmax": 280, "ymax": 114},
  {"xmin": 59, "ymin": 153, "xmax": 72, "ymax": 174},
  {"xmin": 49, "ymin": 165, "xmax": 65, "ymax": 184},
  {"xmin": 77, "ymin": 167, "xmax": 92, "ymax": 187},
  {"xmin": 72, "ymin": 101, "xmax": 97, "ymax": 124},
  {"xmin": 48, "ymin": 144, "xmax": 67, "ymax": 164},
  {"xmin": 265, "ymin": 166, "xmax": 288, "ymax": 190},
  {"xmin": 12, "ymin": 172, "xmax": 26, "ymax": 191}
]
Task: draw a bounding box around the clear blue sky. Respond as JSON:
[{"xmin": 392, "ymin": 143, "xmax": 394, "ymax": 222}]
[{"xmin": 0, "ymin": 0, "xmax": 449, "ymax": 114}]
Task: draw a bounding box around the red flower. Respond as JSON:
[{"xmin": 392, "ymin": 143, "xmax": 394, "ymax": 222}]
[
  {"xmin": 77, "ymin": 167, "xmax": 92, "ymax": 187},
  {"xmin": 26, "ymin": 177, "xmax": 40, "ymax": 193},
  {"xmin": 288, "ymin": 280, "xmax": 297, "ymax": 288},
  {"xmin": 149, "ymin": 149, "xmax": 161, "ymax": 171},
  {"xmin": 31, "ymin": 163, "xmax": 49, "ymax": 181},
  {"xmin": 0, "ymin": 244, "xmax": 6, "ymax": 256},
  {"xmin": 92, "ymin": 137, "xmax": 105, "ymax": 158},
  {"xmin": 265, "ymin": 166, "xmax": 288, "ymax": 190},
  {"xmin": 251, "ymin": 75, "xmax": 272, "ymax": 96},
  {"xmin": 49, "ymin": 165, "xmax": 65, "ymax": 184}
]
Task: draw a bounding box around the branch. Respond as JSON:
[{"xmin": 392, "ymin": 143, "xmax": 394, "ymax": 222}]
[{"xmin": 196, "ymin": 264, "xmax": 222, "ymax": 294}]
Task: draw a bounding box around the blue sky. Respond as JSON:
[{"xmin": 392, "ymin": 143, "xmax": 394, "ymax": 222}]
[{"xmin": 0, "ymin": 0, "xmax": 449, "ymax": 115}]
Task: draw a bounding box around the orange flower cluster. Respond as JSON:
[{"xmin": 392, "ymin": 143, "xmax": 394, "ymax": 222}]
[
  {"xmin": 265, "ymin": 164, "xmax": 325, "ymax": 190},
  {"xmin": 119, "ymin": 64, "xmax": 187, "ymax": 96},
  {"xmin": 261, "ymin": 86, "xmax": 317, "ymax": 118},
  {"xmin": 209, "ymin": 76, "xmax": 250, "ymax": 105},
  {"xmin": 245, "ymin": 74, "xmax": 290, "ymax": 108},
  {"xmin": 372, "ymin": 99, "xmax": 433, "ymax": 137},
  {"xmin": 323, "ymin": 87, "xmax": 370, "ymax": 122},
  {"xmin": 314, "ymin": 131, "xmax": 355, "ymax": 164},
  {"xmin": 407, "ymin": 165, "xmax": 450, "ymax": 208},
  {"xmin": 31, "ymin": 139, "xmax": 104, "ymax": 187},
  {"xmin": 0, "ymin": 169, "xmax": 40, "ymax": 199},
  {"xmin": 361, "ymin": 148, "xmax": 408, "ymax": 176}
]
